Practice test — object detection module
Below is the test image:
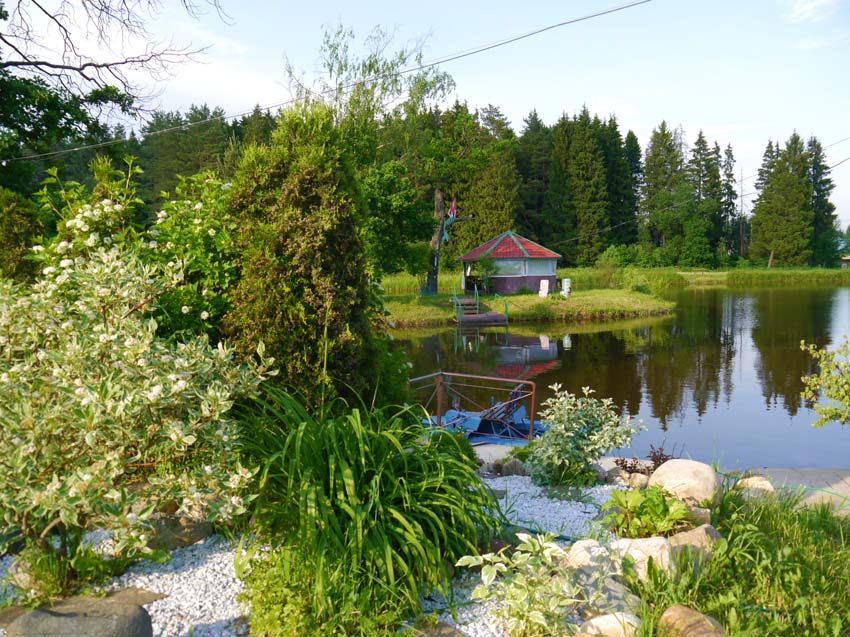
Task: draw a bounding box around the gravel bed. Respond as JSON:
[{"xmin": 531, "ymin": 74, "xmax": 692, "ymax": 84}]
[{"xmin": 1, "ymin": 476, "xmax": 619, "ymax": 637}]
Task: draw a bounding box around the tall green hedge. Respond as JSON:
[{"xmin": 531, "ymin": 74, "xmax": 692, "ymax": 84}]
[{"xmin": 226, "ymin": 104, "xmax": 402, "ymax": 407}]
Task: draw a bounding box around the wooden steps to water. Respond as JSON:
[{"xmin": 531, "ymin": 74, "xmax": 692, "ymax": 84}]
[{"xmin": 452, "ymin": 296, "xmax": 507, "ymax": 326}]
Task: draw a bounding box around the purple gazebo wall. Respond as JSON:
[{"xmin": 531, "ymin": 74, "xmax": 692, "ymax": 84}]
[{"xmin": 492, "ymin": 275, "xmax": 556, "ymax": 295}]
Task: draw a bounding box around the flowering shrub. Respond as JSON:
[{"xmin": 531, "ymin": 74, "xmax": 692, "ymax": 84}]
[
  {"xmin": 0, "ymin": 168, "xmax": 274, "ymax": 596},
  {"xmin": 138, "ymin": 172, "xmax": 238, "ymax": 339},
  {"xmin": 527, "ymin": 384, "xmax": 644, "ymax": 486}
]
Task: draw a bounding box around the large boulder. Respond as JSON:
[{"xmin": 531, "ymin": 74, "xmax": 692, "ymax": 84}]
[
  {"xmin": 560, "ymin": 539, "xmax": 615, "ymax": 572},
  {"xmin": 6, "ymin": 596, "xmax": 152, "ymax": 637},
  {"xmin": 146, "ymin": 514, "xmax": 212, "ymax": 552},
  {"xmin": 579, "ymin": 612, "xmax": 641, "ymax": 637},
  {"xmin": 609, "ymin": 536, "xmax": 673, "ymax": 580},
  {"xmin": 648, "ymin": 460, "xmax": 721, "ymax": 506},
  {"xmin": 658, "ymin": 604, "xmax": 724, "ymax": 636}
]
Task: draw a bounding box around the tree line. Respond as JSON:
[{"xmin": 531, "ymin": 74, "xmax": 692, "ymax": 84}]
[{"xmin": 1, "ymin": 27, "xmax": 841, "ymax": 277}]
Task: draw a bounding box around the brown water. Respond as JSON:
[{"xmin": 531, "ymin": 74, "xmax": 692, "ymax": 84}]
[{"xmin": 396, "ymin": 287, "xmax": 850, "ymax": 469}]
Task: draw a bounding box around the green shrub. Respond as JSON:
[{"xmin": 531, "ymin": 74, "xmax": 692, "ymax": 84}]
[
  {"xmin": 601, "ymin": 486, "xmax": 693, "ymax": 538},
  {"xmin": 595, "ymin": 244, "xmax": 636, "ymax": 268},
  {"xmin": 457, "ymin": 533, "xmax": 584, "ymax": 637},
  {"xmin": 527, "ymin": 384, "xmax": 643, "ymax": 486},
  {"xmin": 226, "ymin": 103, "xmax": 405, "ymax": 408},
  {"xmin": 238, "ymin": 387, "xmax": 501, "ymax": 635},
  {"xmin": 0, "ymin": 168, "xmax": 274, "ymax": 599},
  {"xmin": 801, "ymin": 336, "xmax": 850, "ymax": 428}
]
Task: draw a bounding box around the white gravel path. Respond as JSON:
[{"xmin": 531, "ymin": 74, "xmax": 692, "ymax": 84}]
[{"xmin": 1, "ymin": 475, "xmax": 620, "ymax": 637}]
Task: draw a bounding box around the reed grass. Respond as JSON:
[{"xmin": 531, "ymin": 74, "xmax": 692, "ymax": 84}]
[{"xmin": 727, "ymin": 268, "xmax": 850, "ymax": 288}]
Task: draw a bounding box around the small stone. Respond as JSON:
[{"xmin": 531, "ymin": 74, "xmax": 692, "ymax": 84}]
[
  {"xmin": 579, "ymin": 611, "xmax": 641, "ymax": 636},
  {"xmin": 610, "ymin": 536, "xmax": 673, "ymax": 580},
  {"xmin": 146, "ymin": 514, "xmax": 212, "ymax": 551},
  {"xmin": 658, "ymin": 604, "xmax": 724, "ymax": 636},
  {"xmin": 649, "ymin": 460, "xmax": 721, "ymax": 506},
  {"xmin": 500, "ymin": 458, "xmax": 528, "ymax": 476},
  {"xmin": 686, "ymin": 505, "xmax": 712, "ymax": 525},
  {"xmin": 6, "ymin": 597, "xmax": 152, "ymax": 637},
  {"xmin": 734, "ymin": 476, "xmax": 775, "ymax": 501},
  {"xmin": 628, "ymin": 473, "xmax": 649, "ymax": 489},
  {"xmin": 669, "ymin": 524, "xmax": 722, "ymax": 571},
  {"xmin": 560, "ymin": 539, "xmax": 613, "ymax": 572}
]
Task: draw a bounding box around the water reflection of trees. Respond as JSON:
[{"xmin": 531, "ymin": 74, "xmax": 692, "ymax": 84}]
[
  {"xmin": 751, "ymin": 289, "xmax": 832, "ymax": 416},
  {"xmin": 399, "ymin": 287, "xmax": 838, "ymax": 426}
]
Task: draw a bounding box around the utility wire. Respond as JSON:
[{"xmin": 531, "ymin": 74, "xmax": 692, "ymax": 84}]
[{"xmin": 1, "ymin": 0, "xmax": 653, "ymax": 165}]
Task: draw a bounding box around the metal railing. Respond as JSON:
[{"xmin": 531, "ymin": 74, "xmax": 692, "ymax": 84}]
[{"xmin": 407, "ymin": 371, "xmax": 538, "ymax": 439}]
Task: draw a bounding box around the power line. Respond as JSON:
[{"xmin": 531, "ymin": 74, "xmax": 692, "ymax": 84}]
[{"xmin": 2, "ymin": 0, "xmax": 653, "ymax": 165}]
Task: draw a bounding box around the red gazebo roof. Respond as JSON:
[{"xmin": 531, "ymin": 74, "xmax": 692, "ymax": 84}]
[{"xmin": 458, "ymin": 231, "xmax": 561, "ymax": 262}]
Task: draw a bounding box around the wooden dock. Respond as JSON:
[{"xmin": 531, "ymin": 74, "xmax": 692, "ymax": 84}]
[{"xmin": 453, "ymin": 296, "xmax": 507, "ymax": 326}]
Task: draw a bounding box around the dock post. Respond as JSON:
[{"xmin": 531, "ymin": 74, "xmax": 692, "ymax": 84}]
[{"xmin": 435, "ymin": 373, "xmax": 444, "ymax": 427}]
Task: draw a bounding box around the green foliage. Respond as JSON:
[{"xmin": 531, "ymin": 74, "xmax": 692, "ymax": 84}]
[
  {"xmin": 801, "ymin": 336, "xmax": 850, "ymax": 427},
  {"xmin": 611, "ymin": 267, "xmax": 687, "ymax": 297},
  {"xmin": 456, "ymin": 533, "xmax": 583, "ymax": 637},
  {"xmin": 136, "ymin": 172, "xmax": 238, "ymax": 340},
  {"xmin": 0, "ymin": 187, "xmax": 42, "ymax": 280},
  {"xmin": 602, "ymin": 486, "xmax": 693, "ymax": 538},
  {"xmin": 629, "ymin": 488, "xmax": 850, "ymax": 636},
  {"xmin": 0, "ymin": 165, "xmax": 274, "ymax": 598},
  {"xmin": 526, "ymin": 384, "xmax": 643, "ymax": 486},
  {"xmin": 595, "ymin": 244, "xmax": 636, "ymax": 268},
  {"xmin": 239, "ymin": 387, "xmax": 501, "ymax": 635},
  {"xmin": 226, "ymin": 103, "xmax": 403, "ymax": 408}
]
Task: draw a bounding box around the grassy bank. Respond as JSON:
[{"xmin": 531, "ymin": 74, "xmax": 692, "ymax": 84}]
[
  {"xmin": 726, "ymin": 267, "xmax": 850, "ymax": 287},
  {"xmin": 385, "ymin": 289, "xmax": 674, "ymax": 327}
]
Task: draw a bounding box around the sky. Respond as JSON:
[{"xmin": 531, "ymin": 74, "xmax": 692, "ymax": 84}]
[{"xmin": 138, "ymin": 0, "xmax": 850, "ymax": 226}]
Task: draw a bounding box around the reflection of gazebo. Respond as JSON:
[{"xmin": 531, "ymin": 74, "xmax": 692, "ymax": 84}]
[{"xmin": 458, "ymin": 231, "xmax": 560, "ymax": 295}]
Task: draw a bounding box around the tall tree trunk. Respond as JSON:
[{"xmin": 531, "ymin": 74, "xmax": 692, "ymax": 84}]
[{"xmin": 424, "ymin": 189, "xmax": 445, "ymax": 295}]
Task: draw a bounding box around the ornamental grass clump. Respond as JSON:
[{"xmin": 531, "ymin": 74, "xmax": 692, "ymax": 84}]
[
  {"xmin": 238, "ymin": 387, "xmax": 502, "ymax": 636},
  {"xmin": 0, "ymin": 161, "xmax": 275, "ymax": 599},
  {"xmin": 527, "ymin": 384, "xmax": 643, "ymax": 486}
]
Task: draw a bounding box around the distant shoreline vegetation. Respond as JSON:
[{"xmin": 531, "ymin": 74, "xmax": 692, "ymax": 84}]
[{"xmin": 383, "ymin": 266, "xmax": 850, "ymax": 327}]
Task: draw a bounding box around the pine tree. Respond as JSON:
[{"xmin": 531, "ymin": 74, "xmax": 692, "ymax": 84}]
[
  {"xmin": 624, "ymin": 130, "xmax": 642, "ymax": 227},
  {"xmin": 515, "ymin": 110, "xmax": 553, "ymax": 242},
  {"xmin": 807, "ymin": 136, "xmax": 839, "ymax": 267}
]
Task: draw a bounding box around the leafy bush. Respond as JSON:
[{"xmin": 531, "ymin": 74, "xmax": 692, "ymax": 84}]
[
  {"xmin": 526, "ymin": 384, "xmax": 643, "ymax": 486},
  {"xmin": 226, "ymin": 103, "xmax": 405, "ymax": 408},
  {"xmin": 602, "ymin": 486, "xmax": 693, "ymax": 538},
  {"xmin": 801, "ymin": 336, "xmax": 850, "ymax": 427},
  {"xmin": 238, "ymin": 387, "xmax": 501, "ymax": 635},
  {"xmin": 0, "ymin": 165, "xmax": 274, "ymax": 598},
  {"xmin": 457, "ymin": 533, "xmax": 583, "ymax": 637},
  {"xmin": 595, "ymin": 244, "xmax": 636, "ymax": 268},
  {"xmin": 137, "ymin": 172, "xmax": 238, "ymax": 340}
]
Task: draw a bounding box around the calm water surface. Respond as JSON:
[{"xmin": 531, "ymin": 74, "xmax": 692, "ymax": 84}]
[{"xmin": 396, "ymin": 287, "xmax": 850, "ymax": 469}]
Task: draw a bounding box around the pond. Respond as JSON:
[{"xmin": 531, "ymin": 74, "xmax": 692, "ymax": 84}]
[{"xmin": 396, "ymin": 287, "xmax": 850, "ymax": 469}]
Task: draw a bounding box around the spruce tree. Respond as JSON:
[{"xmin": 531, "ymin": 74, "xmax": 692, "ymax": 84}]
[
  {"xmin": 624, "ymin": 130, "xmax": 643, "ymax": 225},
  {"xmin": 595, "ymin": 116, "xmax": 636, "ymax": 246},
  {"xmin": 807, "ymin": 136, "xmax": 839, "ymax": 267},
  {"xmin": 720, "ymin": 144, "xmax": 739, "ymax": 260},
  {"xmin": 541, "ymin": 115, "xmax": 576, "ymax": 263},
  {"xmin": 570, "ymin": 109, "xmax": 609, "ymax": 265},
  {"xmin": 515, "ymin": 110, "xmax": 553, "ymax": 241},
  {"xmin": 642, "ymin": 121, "xmax": 685, "ymax": 248},
  {"xmin": 750, "ymin": 134, "xmax": 813, "ymax": 266}
]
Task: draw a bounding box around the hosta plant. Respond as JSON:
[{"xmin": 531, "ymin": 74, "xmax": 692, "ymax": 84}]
[
  {"xmin": 527, "ymin": 384, "xmax": 644, "ymax": 486},
  {"xmin": 601, "ymin": 486, "xmax": 693, "ymax": 538},
  {"xmin": 0, "ymin": 164, "xmax": 275, "ymax": 598}
]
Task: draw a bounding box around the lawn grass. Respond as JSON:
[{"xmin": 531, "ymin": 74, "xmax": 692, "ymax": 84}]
[{"xmin": 384, "ymin": 289, "xmax": 674, "ymax": 327}]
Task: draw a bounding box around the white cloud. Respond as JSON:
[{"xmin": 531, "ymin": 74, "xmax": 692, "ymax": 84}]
[{"xmin": 782, "ymin": 0, "xmax": 842, "ymax": 23}]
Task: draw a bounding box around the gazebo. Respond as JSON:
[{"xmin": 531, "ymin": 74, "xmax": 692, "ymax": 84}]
[{"xmin": 458, "ymin": 231, "xmax": 561, "ymax": 295}]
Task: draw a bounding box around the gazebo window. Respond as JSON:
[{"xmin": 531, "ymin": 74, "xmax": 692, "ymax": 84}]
[
  {"xmin": 494, "ymin": 259, "xmax": 523, "ymax": 275},
  {"xmin": 527, "ymin": 259, "xmax": 556, "ymax": 275}
]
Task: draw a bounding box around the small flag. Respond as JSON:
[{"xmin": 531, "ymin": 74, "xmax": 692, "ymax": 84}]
[{"xmin": 442, "ymin": 198, "xmax": 457, "ymax": 243}]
